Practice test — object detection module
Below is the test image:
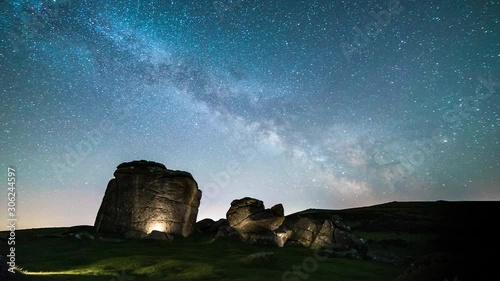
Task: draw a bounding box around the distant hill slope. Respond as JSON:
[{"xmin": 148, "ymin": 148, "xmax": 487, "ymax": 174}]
[
  {"xmin": 288, "ymin": 200, "xmax": 500, "ymax": 232},
  {"xmin": 288, "ymin": 201, "xmax": 500, "ymax": 260}
]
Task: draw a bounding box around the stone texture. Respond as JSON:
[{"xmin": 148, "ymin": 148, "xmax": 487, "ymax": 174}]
[
  {"xmin": 284, "ymin": 217, "xmax": 320, "ymax": 248},
  {"xmin": 284, "ymin": 214, "xmax": 368, "ymax": 258},
  {"xmin": 227, "ymin": 197, "xmax": 285, "ymax": 233},
  {"xmin": 311, "ymin": 220, "xmax": 335, "ymax": 249},
  {"xmin": 274, "ymin": 226, "xmax": 293, "ymax": 247},
  {"xmin": 333, "ymin": 228, "xmax": 352, "ymax": 250},
  {"xmin": 215, "ymin": 225, "xmax": 243, "ymax": 240},
  {"xmin": 94, "ymin": 160, "xmax": 202, "ymax": 237},
  {"xmin": 224, "ymin": 197, "xmax": 288, "ymax": 247},
  {"xmin": 221, "ymin": 198, "xmax": 367, "ymax": 255}
]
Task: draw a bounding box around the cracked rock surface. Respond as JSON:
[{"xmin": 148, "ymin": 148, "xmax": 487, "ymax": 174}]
[
  {"xmin": 284, "ymin": 213, "xmax": 368, "ymax": 258},
  {"xmin": 227, "ymin": 197, "xmax": 285, "ymax": 233},
  {"xmin": 94, "ymin": 160, "xmax": 202, "ymax": 237}
]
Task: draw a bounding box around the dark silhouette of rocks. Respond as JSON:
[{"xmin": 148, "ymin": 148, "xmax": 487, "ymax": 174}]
[
  {"xmin": 196, "ymin": 218, "xmax": 227, "ymax": 234},
  {"xmin": 215, "ymin": 225, "xmax": 243, "ymax": 241},
  {"xmin": 94, "ymin": 160, "xmax": 202, "ymax": 237},
  {"xmin": 284, "ymin": 214, "xmax": 368, "ymax": 258}
]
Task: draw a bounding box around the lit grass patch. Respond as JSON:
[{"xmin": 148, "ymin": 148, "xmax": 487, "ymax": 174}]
[{"xmin": 135, "ymin": 260, "xmax": 215, "ymax": 280}]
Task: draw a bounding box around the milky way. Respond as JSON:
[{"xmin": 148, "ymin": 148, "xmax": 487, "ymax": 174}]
[{"xmin": 0, "ymin": 0, "xmax": 499, "ymax": 229}]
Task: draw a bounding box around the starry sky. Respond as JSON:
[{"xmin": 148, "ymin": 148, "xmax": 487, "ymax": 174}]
[{"xmin": 0, "ymin": 0, "xmax": 499, "ymax": 230}]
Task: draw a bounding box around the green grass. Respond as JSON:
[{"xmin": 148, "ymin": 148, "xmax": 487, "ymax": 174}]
[{"xmin": 4, "ymin": 229, "xmax": 401, "ymax": 281}]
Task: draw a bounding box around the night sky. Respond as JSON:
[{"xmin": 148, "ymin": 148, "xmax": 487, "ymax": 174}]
[{"xmin": 0, "ymin": 0, "xmax": 499, "ymax": 229}]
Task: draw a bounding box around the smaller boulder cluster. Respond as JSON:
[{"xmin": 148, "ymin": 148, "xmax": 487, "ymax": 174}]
[{"xmin": 199, "ymin": 197, "xmax": 368, "ymax": 259}]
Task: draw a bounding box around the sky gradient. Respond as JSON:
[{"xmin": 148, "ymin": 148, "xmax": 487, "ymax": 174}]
[{"xmin": 0, "ymin": 0, "xmax": 499, "ymax": 230}]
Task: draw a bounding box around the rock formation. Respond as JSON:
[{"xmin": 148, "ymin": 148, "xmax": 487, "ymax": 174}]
[
  {"xmin": 227, "ymin": 197, "xmax": 285, "ymax": 233},
  {"xmin": 94, "ymin": 161, "xmax": 367, "ymax": 258},
  {"xmin": 222, "ymin": 197, "xmax": 289, "ymax": 246},
  {"xmin": 196, "ymin": 218, "xmax": 227, "ymax": 234},
  {"xmin": 218, "ymin": 197, "xmax": 367, "ymax": 257},
  {"xmin": 94, "ymin": 160, "xmax": 202, "ymax": 237},
  {"xmin": 284, "ymin": 213, "xmax": 368, "ymax": 258}
]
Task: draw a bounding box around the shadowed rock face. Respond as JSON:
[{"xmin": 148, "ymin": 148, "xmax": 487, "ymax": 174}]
[
  {"xmin": 94, "ymin": 160, "xmax": 202, "ymax": 237},
  {"xmin": 284, "ymin": 214, "xmax": 368, "ymax": 258},
  {"xmin": 223, "ymin": 197, "xmax": 288, "ymax": 247},
  {"xmin": 227, "ymin": 197, "xmax": 285, "ymax": 233},
  {"xmin": 196, "ymin": 218, "xmax": 227, "ymax": 234}
]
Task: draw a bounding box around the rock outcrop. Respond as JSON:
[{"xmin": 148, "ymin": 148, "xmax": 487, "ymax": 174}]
[
  {"xmin": 215, "ymin": 225, "xmax": 244, "ymax": 240},
  {"xmin": 227, "ymin": 197, "xmax": 285, "ymax": 233},
  {"xmin": 284, "ymin": 214, "xmax": 368, "ymax": 258},
  {"xmin": 196, "ymin": 218, "xmax": 227, "ymax": 234},
  {"xmin": 224, "ymin": 197, "xmax": 288, "ymax": 246},
  {"xmin": 94, "ymin": 160, "xmax": 202, "ymax": 237},
  {"xmin": 219, "ymin": 197, "xmax": 366, "ymax": 255}
]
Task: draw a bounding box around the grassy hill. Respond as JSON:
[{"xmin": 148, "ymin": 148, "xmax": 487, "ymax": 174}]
[{"xmin": 2, "ymin": 201, "xmax": 499, "ymax": 281}]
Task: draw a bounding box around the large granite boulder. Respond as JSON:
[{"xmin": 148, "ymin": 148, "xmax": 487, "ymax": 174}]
[
  {"xmin": 227, "ymin": 197, "xmax": 285, "ymax": 233},
  {"xmin": 225, "ymin": 197, "xmax": 288, "ymax": 247},
  {"xmin": 284, "ymin": 214, "xmax": 368, "ymax": 258},
  {"xmin": 94, "ymin": 160, "xmax": 202, "ymax": 237}
]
